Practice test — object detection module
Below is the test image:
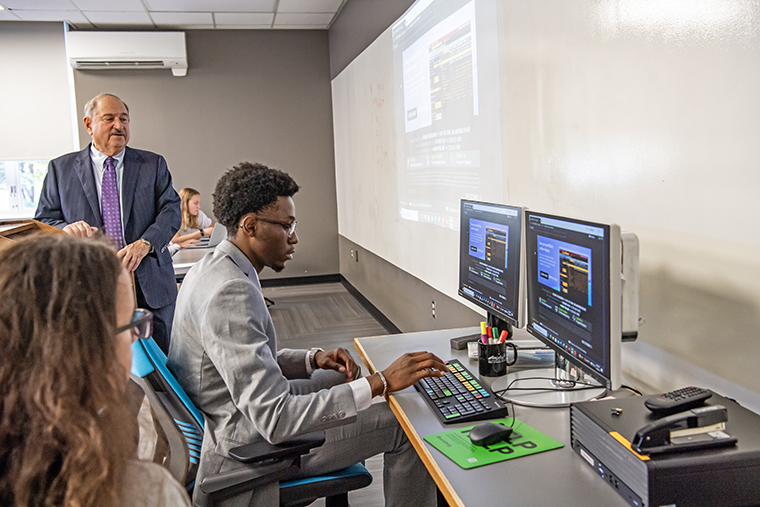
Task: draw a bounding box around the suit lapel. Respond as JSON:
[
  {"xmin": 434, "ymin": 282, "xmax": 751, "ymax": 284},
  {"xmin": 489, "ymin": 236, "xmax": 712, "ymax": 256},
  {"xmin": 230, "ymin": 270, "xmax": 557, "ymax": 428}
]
[
  {"xmin": 74, "ymin": 145, "xmax": 102, "ymax": 225},
  {"xmin": 121, "ymin": 147, "xmax": 139, "ymax": 229}
]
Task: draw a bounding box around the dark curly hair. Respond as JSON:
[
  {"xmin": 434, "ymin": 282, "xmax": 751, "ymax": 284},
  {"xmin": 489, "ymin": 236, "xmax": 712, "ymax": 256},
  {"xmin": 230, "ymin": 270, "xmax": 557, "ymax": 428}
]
[{"xmin": 213, "ymin": 162, "xmax": 300, "ymax": 236}]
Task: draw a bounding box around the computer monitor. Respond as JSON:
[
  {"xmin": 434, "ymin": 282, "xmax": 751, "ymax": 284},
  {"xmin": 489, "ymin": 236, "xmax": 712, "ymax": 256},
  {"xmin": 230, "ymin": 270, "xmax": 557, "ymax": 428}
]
[
  {"xmin": 492, "ymin": 210, "xmax": 638, "ymax": 407},
  {"xmin": 458, "ymin": 200, "xmax": 524, "ymax": 334}
]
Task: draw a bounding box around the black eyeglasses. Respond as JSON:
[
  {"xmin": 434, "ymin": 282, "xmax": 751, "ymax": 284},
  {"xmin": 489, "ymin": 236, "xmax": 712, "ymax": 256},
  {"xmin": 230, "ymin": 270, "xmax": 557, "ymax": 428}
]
[
  {"xmin": 255, "ymin": 216, "xmax": 298, "ymax": 237},
  {"xmin": 116, "ymin": 308, "xmax": 153, "ymax": 340}
]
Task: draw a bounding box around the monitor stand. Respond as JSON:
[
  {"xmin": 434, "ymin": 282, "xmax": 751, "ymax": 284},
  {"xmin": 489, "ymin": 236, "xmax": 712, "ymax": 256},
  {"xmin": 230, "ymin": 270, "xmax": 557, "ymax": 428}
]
[{"xmin": 491, "ymin": 364, "xmax": 607, "ymax": 408}]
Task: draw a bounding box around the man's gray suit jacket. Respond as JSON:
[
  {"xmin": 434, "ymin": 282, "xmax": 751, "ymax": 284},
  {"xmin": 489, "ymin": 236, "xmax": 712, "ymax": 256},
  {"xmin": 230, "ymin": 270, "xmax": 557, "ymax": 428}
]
[
  {"xmin": 35, "ymin": 144, "xmax": 180, "ymax": 308},
  {"xmin": 167, "ymin": 240, "xmax": 359, "ymax": 499}
]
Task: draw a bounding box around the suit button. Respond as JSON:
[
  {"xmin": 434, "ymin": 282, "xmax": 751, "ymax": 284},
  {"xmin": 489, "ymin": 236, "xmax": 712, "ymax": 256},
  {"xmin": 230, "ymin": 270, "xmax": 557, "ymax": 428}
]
[
  {"xmin": 321, "ymin": 416, "xmax": 328, "ymax": 423},
  {"xmin": 338, "ymin": 411, "xmax": 346, "ymax": 418}
]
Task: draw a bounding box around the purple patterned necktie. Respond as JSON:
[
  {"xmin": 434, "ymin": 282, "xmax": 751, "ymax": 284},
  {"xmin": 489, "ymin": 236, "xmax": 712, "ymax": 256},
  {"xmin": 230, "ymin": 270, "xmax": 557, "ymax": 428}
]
[{"xmin": 101, "ymin": 156, "xmax": 124, "ymax": 249}]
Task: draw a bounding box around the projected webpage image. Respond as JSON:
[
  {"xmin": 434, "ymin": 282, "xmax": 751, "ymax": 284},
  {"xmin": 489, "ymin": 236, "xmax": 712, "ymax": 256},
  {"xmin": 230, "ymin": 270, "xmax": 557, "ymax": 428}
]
[
  {"xmin": 458, "ymin": 200, "xmax": 522, "ymax": 327},
  {"xmin": 393, "ymin": 0, "xmax": 501, "ymax": 230}
]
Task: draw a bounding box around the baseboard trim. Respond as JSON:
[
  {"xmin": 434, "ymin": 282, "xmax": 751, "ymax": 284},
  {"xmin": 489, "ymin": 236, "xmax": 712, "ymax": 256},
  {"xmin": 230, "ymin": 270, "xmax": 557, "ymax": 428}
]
[
  {"xmin": 260, "ymin": 274, "xmax": 342, "ymax": 287},
  {"xmin": 340, "ymin": 277, "xmax": 401, "ymax": 335}
]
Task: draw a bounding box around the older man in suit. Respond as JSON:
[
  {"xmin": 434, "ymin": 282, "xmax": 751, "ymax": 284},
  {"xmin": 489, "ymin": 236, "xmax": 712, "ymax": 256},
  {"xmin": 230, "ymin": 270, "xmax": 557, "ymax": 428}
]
[
  {"xmin": 35, "ymin": 93, "xmax": 180, "ymax": 353},
  {"xmin": 168, "ymin": 162, "xmax": 446, "ymax": 506}
]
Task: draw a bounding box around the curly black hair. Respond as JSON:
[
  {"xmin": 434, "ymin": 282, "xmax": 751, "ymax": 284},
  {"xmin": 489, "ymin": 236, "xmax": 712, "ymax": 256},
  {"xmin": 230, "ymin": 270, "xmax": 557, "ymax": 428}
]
[{"xmin": 213, "ymin": 162, "xmax": 300, "ymax": 236}]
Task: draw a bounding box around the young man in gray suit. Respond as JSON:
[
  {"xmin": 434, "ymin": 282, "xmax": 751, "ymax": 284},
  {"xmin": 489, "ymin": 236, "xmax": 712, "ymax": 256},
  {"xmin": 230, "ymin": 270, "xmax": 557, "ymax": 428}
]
[
  {"xmin": 168, "ymin": 162, "xmax": 447, "ymax": 506},
  {"xmin": 35, "ymin": 93, "xmax": 180, "ymax": 353}
]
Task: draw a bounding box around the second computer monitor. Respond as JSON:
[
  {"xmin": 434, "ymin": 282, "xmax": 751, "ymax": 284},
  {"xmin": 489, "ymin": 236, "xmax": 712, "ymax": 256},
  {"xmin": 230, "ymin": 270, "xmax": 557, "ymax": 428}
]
[
  {"xmin": 524, "ymin": 210, "xmax": 622, "ymax": 390},
  {"xmin": 458, "ymin": 200, "xmax": 524, "ymax": 329}
]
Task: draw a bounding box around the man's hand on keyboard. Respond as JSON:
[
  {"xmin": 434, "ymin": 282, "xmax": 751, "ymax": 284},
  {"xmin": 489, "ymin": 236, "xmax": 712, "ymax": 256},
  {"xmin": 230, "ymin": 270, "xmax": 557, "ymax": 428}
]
[{"xmin": 369, "ymin": 352, "xmax": 447, "ymax": 397}]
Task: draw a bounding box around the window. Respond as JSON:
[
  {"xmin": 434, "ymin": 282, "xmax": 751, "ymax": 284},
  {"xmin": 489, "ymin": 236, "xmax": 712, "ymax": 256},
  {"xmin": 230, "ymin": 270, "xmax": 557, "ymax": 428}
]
[{"xmin": 0, "ymin": 160, "xmax": 48, "ymax": 219}]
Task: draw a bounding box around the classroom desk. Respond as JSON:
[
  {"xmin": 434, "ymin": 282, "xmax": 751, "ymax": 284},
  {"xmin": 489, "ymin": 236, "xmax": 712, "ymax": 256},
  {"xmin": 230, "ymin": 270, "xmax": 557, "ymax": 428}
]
[
  {"xmin": 172, "ymin": 246, "xmax": 214, "ymax": 280},
  {"xmin": 354, "ymin": 327, "xmax": 629, "ymax": 507}
]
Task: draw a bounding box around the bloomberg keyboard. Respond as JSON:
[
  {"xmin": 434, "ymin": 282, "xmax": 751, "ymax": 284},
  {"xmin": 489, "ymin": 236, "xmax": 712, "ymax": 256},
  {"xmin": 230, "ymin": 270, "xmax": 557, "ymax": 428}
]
[{"xmin": 414, "ymin": 359, "xmax": 508, "ymax": 424}]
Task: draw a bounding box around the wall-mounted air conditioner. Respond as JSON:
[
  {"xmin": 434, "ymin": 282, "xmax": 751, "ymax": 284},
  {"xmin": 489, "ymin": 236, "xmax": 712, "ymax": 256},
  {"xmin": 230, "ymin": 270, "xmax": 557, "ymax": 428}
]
[{"xmin": 66, "ymin": 31, "xmax": 188, "ymax": 77}]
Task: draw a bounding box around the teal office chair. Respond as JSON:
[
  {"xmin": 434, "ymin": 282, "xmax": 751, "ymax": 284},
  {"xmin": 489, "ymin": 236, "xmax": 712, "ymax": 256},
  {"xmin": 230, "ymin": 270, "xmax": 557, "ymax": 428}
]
[{"xmin": 130, "ymin": 336, "xmax": 372, "ymax": 507}]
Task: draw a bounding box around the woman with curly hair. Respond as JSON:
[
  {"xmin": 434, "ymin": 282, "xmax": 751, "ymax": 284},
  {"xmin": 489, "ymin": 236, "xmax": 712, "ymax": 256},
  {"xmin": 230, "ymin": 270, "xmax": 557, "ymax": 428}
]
[{"xmin": 0, "ymin": 234, "xmax": 190, "ymax": 507}]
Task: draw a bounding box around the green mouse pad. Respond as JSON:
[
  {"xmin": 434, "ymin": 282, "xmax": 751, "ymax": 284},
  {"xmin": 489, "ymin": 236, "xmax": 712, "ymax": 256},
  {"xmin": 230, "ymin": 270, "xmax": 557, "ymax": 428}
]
[{"xmin": 423, "ymin": 418, "xmax": 563, "ymax": 469}]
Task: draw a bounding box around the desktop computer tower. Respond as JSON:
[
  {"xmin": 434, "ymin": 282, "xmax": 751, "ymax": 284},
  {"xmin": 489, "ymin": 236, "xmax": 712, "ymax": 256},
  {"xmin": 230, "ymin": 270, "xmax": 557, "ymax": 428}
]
[{"xmin": 570, "ymin": 393, "xmax": 760, "ymax": 507}]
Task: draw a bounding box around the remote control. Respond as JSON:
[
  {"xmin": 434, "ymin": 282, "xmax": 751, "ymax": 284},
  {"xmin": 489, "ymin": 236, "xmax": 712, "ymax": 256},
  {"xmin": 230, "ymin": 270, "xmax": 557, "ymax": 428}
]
[{"xmin": 644, "ymin": 387, "xmax": 712, "ymax": 414}]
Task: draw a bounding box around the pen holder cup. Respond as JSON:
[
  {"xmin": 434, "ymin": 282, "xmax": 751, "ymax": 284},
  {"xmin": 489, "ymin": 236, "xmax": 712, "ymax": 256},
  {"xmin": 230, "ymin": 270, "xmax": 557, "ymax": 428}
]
[{"xmin": 478, "ymin": 341, "xmax": 518, "ymax": 377}]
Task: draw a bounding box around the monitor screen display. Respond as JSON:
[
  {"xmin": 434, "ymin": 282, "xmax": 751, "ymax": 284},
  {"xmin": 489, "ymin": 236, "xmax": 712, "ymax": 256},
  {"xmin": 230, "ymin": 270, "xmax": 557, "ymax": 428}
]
[
  {"xmin": 458, "ymin": 200, "xmax": 523, "ymax": 328},
  {"xmin": 524, "ymin": 211, "xmax": 620, "ymax": 389}
]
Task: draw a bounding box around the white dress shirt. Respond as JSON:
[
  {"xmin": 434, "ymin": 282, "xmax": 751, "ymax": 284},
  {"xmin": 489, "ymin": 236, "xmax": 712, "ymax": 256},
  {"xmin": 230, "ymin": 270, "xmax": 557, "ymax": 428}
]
[{"xmin": 305, "ymin": 351, "xmax": 374, "ymax": 411}]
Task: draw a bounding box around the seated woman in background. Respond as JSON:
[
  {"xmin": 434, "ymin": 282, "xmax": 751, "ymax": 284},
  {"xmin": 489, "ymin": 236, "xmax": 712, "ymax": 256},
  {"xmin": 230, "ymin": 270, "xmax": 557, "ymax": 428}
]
[
  {"xmin": 0, "ymin": 234, "xmax": 190, "ymax": 507},
  {"xmin": 171, "ymin": 187, "xmax": 214, "ymax": 248}
]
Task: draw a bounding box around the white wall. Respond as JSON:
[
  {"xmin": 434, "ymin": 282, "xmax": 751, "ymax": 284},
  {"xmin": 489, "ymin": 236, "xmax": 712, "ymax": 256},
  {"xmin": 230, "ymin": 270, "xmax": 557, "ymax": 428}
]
[
  {"xmin": 333, "ymin": 0, "xmax": 760, "ymax": 399},
  {"xmin": 497, "ymin": 0, "xmax": 760, "ymax": 395},
  {"xmin": 0, "ymin": 22, "xmax": 77, "ymax": 160}
]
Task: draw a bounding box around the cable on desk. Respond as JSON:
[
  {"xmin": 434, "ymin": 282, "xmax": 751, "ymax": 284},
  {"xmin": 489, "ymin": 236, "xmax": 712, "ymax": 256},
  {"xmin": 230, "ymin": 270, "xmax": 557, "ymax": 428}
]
[
  {"xmin": 493, "ymin": 375, "xmax": 601, "ymax": 395},
  {"xmin": 506, "ymin": 399, "xmax": 516, "ymax": 428}
]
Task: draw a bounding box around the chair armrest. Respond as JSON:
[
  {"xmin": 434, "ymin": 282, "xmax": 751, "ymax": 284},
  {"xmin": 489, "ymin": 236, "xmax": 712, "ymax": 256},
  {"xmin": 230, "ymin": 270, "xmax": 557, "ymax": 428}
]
[
  {"xmin": 198, "ymin": 431, "xmax": 327, "ymax": 503},
  {"xmin": 229, "ymin": 431, "xmax": 326, "ymax": 464},
  {"xmin": 198, "ymin": 460, "xmax": 299, "ymax": 499}
]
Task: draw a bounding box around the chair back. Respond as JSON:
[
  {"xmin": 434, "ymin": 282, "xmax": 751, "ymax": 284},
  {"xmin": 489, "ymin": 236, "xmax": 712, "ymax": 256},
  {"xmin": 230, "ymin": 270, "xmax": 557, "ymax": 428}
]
[
  {"xmin": 131, "ymin": 337, "xmax": 373, "ymax": 505},
  {"xmin": 131, "ymin": 337, "xmax": 204, "ymax": 490}
]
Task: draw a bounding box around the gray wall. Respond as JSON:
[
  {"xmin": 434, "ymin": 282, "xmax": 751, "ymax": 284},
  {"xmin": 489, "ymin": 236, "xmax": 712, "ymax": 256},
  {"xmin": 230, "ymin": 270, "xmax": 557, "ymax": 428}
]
[
  {"xmin": 328, "ymin": 0, "xmax": 414, "ymax": 79},
  {"xmin": 73, "ymin": 30, "xmax": 339, "ymax": 279},
  {"xmin": 339, "ymin": 236, "xmax": 482, "ymax": 333}
]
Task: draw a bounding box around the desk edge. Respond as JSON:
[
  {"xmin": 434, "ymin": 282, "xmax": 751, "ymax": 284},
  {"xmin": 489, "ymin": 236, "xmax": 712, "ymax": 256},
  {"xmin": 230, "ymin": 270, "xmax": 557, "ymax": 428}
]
[{"xmin": 354, "ymin": 337, "xmax": 465, "ymax": 507}]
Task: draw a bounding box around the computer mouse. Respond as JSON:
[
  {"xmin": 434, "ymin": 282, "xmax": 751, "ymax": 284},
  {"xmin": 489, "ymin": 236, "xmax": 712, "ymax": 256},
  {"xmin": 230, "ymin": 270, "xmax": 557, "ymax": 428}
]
[{"xmin": 468, "ymin": 422, "xmax": 513, "ymax": 447}]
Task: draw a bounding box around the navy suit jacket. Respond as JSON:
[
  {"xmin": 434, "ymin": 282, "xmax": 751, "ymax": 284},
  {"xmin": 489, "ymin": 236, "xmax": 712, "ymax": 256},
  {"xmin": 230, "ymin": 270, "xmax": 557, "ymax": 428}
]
[{"xmin": 35, "ymin": 144, "xmax": 181, "ymax": 308}]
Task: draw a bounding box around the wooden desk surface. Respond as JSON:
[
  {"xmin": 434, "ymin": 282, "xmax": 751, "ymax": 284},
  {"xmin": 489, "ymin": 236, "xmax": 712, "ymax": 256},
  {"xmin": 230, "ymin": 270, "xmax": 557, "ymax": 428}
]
[{"xmin": 355, "ymin": 328, "xmax": 630, "ymax": 507}]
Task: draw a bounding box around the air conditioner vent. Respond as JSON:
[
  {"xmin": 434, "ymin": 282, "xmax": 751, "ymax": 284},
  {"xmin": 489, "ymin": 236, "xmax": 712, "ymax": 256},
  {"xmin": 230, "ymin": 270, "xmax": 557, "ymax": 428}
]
[
  {"xmin": 66, "ymin": 32, "xmax": 188, "ymax": 77},
  {"xmin": 75, "ymin": 60, "xmax": 165, "ymax": 68}
]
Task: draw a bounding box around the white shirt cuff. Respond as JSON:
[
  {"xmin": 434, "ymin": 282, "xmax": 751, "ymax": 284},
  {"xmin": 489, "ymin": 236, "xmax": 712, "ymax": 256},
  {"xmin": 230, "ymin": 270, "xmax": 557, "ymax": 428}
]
[
  {"xmin": 305, "ymin": 350, "xmax": 313, "ymax": 375},
  {"xmin": 349, "ymin": 378, "xmax": 373, "ymax": 411}
]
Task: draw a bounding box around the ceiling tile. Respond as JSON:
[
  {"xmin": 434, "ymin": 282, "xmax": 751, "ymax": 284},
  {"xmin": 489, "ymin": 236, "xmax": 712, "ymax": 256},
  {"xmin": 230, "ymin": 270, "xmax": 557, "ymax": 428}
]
[
  {"xmin": 67, "ymin": 21, "xmax": 94, "ymax": 28},
  {"xmin": 84, "ymin": 10, "xmax": 153, "ymax": 24},
  {"xmin": 12, "ymin": 9, "xmax": 87, "ymax": 22},
  {"xmin": 274, "ymin": 12, "xmax": 333, "ymax": 25},
  {"xmin": 277, "ymin": 0, "xmax": 342, "ymax": 14},
  {"xmin": 72, "ymin": 0, "xmax": 144, "ymax": 12},
  {"xmin": 274, "ymin": 24, "xmax": 328, "ymax": 29},
  {"xmin": 158, "ymin": 24, "xmax": 214, "ymax": 29},
  {"xmin": 0, "ymin": 10, "xmax": 21, "ymax": 19},
  {"xmin": 215, "ymin": 24, "xmax": 272, "ymax": 29},
  {"xmin": 215, "ymin": 12, "xmax": 273, "ymax": 25},
  {"xmin": 0, "ymin": 0, "xmax": 76, "ymax": 10},
  {"xmin": 151, "ymin": 11, "xmax": 212, "ymax": 25},
  {"xmin": 145, "ymin": 0, "xmax": 274, "ymax": 13}
]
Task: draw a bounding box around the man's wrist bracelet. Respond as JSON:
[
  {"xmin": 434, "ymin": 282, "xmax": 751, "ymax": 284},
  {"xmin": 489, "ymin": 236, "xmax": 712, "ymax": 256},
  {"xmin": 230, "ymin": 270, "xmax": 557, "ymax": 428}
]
[{"xmin": 376, "ymin": 370, "xmax": 388, "ymax": 397}]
